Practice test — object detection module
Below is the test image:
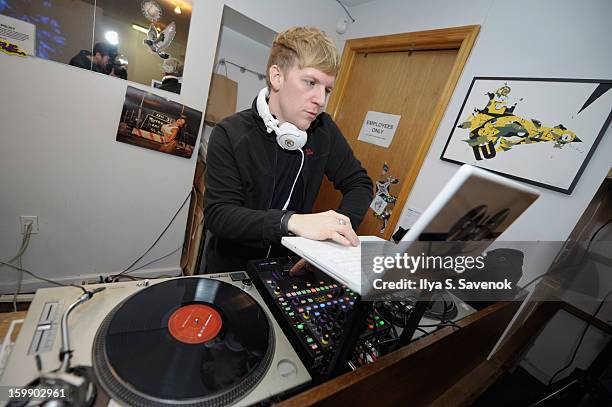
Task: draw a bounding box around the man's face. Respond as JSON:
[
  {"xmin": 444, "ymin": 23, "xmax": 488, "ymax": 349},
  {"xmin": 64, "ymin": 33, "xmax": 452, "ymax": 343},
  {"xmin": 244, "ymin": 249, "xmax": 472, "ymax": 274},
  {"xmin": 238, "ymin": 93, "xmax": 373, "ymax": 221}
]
[
  {"xmin": 93, "ymin": 53, "xmax": 109, "ymax": 68},
  {"xmin": 269, "ymin": 64, "xmax": 335, "ymax": 131}
]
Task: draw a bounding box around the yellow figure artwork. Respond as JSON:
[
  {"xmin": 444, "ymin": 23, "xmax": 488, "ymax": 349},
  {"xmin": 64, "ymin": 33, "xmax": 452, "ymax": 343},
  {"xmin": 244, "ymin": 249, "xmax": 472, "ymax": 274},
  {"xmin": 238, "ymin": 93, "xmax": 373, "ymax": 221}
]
[{"xmin": 458, "ymin": 84, "xmax": 581, "ymax": 160}]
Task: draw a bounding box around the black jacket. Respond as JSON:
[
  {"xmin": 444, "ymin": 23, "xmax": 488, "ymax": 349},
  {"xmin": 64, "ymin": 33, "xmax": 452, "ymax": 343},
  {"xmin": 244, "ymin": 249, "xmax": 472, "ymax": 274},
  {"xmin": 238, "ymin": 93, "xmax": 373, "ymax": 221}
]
[
  {"xmin": 204, "ymin": 98, "xmax": 373, "ymax": 272},
  {"xmin": 68, "ymin": 50, "xmax": 106, "ymax": 73},
  {"xmin": 158, "ymin": 77, "xmax": 182, "ymax": 94}
]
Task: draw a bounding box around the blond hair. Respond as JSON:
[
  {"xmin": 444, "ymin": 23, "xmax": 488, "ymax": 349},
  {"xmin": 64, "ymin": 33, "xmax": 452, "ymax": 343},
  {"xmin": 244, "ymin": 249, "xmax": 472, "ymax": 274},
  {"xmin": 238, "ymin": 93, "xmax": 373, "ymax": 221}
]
[{"xmin": 266, "ymin": 26, "xmax": 340, "ymax": 87}]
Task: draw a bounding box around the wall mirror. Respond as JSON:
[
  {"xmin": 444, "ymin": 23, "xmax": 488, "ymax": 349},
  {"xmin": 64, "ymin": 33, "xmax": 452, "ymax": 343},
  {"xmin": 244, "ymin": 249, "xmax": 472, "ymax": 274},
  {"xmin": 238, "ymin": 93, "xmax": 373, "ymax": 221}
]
[
  {"xmin": 0, "ymin": 0, "xmax": 192, "ymax": 94},
  {"xmin": 199, "ymin": 6, "xmax": 276, "ymax": 157}
]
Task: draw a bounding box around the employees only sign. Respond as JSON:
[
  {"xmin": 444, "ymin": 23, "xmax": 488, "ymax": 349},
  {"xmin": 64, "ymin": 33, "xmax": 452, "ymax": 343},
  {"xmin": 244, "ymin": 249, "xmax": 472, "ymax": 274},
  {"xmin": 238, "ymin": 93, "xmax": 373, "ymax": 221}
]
[{"xmin": 357, "ymin": 111, "xmax": 401, "ymax": 148}]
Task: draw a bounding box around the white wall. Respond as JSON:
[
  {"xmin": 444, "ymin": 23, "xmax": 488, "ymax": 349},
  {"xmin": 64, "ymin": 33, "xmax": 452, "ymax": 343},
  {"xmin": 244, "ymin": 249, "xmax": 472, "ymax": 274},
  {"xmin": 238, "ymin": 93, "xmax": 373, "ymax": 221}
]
[
  {"xmin": 342, "ymin": 0, "xmax": 612, "ymax": 384},
  {"xmin": 341, "ymin": 0, "xmax": 491, "ymax": 40},
  {"xmin": 0, "ymin": 0, "xmax": 347, "ymax": 293}
]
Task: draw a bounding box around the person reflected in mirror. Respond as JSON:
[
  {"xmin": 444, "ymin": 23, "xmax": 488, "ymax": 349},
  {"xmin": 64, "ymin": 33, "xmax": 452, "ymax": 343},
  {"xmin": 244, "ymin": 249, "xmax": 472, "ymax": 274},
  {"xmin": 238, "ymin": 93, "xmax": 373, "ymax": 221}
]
[
  {"xmin": 109, "ymin": 54, "xmax": 129, "ymax": 80},
  {"xmin": 69, "ymin": 42, "xmax": 110, "ymax": 73},
  {"xmin": 158, "ymin": 58, "xmax": 183, "ymax": 94}
]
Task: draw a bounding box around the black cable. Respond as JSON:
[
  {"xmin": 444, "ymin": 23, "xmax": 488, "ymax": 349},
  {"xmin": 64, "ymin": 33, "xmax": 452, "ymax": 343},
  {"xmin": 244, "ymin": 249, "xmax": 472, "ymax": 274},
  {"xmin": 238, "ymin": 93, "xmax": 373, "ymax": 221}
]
[
  {"xmin": 442, "ymin": 319, "xmax": 462, "ymax": 329},
  {"xmin": 110, "ymin": 274, "xmax": 141, "ymax": 281},
  {"xmin": 387, "ymin": 312, "xmax": 399, "ymax": 339},
  {"xmin": 418, "ymin": 322, "xmax": 461, "ymax": 329},
  {"xmin": 116, "ymin": 189, "xmax": 192, "ymax": 277},
  {"xmin": 0, "ymin": 261, "xmax": 88, "ymax": 294},
  {"xmin": 375, "ymin": 337, "xmax": 399, "ymax": 347},
  {"xmin": 112, "ymin": 273, "xmax": 181, "ymax": 282},
  {"xmin": 1, "ymin": 192, "xmax": 191, "ymax": 294},
  {"xmin": 520, "ymin": 218, "xmax": 612, "ymax": 291},
  {"xmin": 375, "ymin": 319, "xmax": 436, "ymax": 348},
  {"xmin": 415, "ymin": 327, "xmax": 429, "ymax": 336},
  {"xmin": 121, "ymin": 246, "xmax": 183, "ymax": 276},
  {"xmin": 547, "ymin": 287, "xmax": 612, "ymax": 386},
  {"xmin": 335, "ymin": 0, "xmax": 356, "ymax": 22}
]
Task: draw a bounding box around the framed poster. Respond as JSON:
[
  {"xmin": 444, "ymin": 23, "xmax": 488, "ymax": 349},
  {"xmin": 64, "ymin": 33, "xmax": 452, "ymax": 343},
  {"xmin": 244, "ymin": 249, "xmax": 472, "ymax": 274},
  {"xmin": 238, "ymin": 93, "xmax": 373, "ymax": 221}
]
[{"xmin": 440, "ymin": 77, "xmax": 612, "ymax": 194}]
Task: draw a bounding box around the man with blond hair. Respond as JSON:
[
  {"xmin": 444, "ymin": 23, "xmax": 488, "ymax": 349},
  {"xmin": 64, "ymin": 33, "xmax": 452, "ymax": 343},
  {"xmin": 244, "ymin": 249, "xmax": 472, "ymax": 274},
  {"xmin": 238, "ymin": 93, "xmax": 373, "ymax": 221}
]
[{"xmin": 204, "ymin": 26, "xmax": 372, "ymax": 272}]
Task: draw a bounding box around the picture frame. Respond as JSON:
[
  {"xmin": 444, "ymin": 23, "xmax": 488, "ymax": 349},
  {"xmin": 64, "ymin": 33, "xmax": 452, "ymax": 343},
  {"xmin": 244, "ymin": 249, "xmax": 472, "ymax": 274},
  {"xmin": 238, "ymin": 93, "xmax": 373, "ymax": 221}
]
[{"xmin": 440, "ymin": 77, "xmax": 612, "ymax": 194}]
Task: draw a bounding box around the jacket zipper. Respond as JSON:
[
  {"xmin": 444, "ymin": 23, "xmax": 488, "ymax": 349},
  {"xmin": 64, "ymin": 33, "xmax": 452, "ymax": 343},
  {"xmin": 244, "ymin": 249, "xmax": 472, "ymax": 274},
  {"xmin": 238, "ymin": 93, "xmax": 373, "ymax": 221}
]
[{"xmin": 266, "ymin": 145, "xmax": 278, "ymax": 258}]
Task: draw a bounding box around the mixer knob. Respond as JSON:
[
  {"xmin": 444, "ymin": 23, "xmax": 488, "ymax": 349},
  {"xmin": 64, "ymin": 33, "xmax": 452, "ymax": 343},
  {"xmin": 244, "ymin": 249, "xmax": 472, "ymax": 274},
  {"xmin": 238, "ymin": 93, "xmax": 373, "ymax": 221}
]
[
  {"xmin": 303, "ymin": 310, "xmax": 311, "ymax": 320},
  {"xmin": 292, "ymin": 284, "xmax": 298, "ymax": 290},
  {"xmin": 321, "ymin": 334, "xmax": 330, "ymax": 345},
  {"xmin": 274, "ymin": 286, "xmax": 281, "ymax": 294}
]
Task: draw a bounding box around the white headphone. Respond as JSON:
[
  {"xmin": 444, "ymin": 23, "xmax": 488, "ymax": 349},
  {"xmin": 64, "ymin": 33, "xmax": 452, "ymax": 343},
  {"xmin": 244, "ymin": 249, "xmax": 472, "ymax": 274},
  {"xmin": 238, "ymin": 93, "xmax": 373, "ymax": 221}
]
[
  {"xmin": 256, "ymin": 87, "xmax": 305, "ymax": 211},
  {"xmin": 257, "ymin": 87, "xmax": 308, "ymax": 151}
]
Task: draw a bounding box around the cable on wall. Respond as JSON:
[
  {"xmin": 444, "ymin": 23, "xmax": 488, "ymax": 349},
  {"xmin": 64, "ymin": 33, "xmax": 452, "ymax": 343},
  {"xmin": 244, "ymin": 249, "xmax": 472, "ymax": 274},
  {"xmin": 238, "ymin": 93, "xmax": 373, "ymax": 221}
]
[
  {"xmin": 113, "ymin": 188, "xmax": 194, "ymax": 281},
  {"xmin": 0, "ymin": 222, "xmax": 34, "ymax": 311}
]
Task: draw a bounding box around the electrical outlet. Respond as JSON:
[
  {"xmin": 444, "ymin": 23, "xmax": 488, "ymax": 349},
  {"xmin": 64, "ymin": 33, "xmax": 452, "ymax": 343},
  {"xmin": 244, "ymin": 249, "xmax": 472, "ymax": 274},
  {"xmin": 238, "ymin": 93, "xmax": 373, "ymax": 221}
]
[{"xmin": 20, "ymin": 216, "xmax": 39, "ymax": 234}]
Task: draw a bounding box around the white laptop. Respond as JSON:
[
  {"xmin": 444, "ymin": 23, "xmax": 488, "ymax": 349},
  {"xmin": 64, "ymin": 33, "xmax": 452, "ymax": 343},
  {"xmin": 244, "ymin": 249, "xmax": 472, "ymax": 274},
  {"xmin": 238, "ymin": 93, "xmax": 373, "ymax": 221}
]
[{"xmin": 282, "ymin": 165, "xmax": 540, "ymax": 294}]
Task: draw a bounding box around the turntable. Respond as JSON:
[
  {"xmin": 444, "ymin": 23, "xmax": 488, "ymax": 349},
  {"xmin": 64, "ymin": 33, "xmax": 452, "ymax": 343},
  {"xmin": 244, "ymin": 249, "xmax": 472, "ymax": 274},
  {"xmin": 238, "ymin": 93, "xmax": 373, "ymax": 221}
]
[{"xmin": 0, "ymin": 272, "xmax": 311, "ymax": 406}]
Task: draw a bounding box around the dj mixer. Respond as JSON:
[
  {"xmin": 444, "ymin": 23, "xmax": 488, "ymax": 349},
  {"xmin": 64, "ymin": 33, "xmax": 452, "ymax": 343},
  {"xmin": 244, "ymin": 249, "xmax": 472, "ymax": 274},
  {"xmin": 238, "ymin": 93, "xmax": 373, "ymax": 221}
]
[{"xmin": 247, "ymin": 257, "xmax": 391, "ymax": 375}]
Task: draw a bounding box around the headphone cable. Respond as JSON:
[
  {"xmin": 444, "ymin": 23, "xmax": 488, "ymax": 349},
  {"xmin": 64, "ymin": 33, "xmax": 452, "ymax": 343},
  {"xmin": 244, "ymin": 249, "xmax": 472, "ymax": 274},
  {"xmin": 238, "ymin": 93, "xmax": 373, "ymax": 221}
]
[{"xmin": 282, "ymin": 148, "xmax": 305, "ymax": 211}]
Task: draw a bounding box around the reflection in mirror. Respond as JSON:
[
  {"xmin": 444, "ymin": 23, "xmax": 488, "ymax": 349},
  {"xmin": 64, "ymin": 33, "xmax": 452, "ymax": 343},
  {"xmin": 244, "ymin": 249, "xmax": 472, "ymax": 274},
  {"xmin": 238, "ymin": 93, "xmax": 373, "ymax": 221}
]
[
  {"xmin": 200, "ymin": 6, "xmax": 276, "ymax": 159},
  {"xmin": 0, "ymin": 1, "xmax": 191, "ymax": 93},
  {"xmin": 91, "ymin": 0, "xmax": 192, "ymax": 92},
  {"xmin": 0, "ymin": 0, "xmax": 95, "ymax": 63}
]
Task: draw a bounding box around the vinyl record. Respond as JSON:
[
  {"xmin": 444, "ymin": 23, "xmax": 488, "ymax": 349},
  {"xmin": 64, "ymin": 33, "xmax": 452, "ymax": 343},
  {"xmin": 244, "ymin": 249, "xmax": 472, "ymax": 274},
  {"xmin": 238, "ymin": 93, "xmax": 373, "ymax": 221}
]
[{"xmin": 93, "ymin": 277, "xmax": 274, "ymax": 406}]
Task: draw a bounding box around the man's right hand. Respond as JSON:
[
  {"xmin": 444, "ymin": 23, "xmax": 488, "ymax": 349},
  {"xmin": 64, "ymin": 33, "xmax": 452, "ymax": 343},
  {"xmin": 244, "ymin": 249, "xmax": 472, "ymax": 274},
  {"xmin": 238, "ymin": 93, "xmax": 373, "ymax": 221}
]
[
  {"xmin": 287, "ymin": 210, "xmax": 359, "ymax": 246},
  {"xmin": 288, "ymin": 258, "xmax": 317, "ymax": 276}
]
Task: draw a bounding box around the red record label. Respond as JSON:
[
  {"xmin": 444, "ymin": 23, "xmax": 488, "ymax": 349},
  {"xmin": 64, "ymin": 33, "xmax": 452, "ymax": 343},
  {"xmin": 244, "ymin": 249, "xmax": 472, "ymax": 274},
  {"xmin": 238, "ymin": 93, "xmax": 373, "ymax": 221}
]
[{"xmin": 168, "ymin": 304, "xmax": 222, "ymax": 344}]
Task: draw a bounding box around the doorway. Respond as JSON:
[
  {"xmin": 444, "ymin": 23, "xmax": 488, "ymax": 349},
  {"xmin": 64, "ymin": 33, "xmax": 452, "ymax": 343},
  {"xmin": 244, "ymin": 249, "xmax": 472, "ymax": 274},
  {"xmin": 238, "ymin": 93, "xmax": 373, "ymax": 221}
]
[{"xmin": 313, "ymin": 25, "xmax": 480, "ymax": 238}]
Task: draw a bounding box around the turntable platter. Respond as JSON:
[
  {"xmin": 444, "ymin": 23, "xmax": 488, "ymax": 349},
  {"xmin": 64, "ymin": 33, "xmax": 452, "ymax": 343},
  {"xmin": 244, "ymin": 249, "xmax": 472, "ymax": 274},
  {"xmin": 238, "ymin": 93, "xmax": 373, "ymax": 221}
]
[{"xmin": 93, "ymin": 277, "xmax": 274, "ymax": 406}]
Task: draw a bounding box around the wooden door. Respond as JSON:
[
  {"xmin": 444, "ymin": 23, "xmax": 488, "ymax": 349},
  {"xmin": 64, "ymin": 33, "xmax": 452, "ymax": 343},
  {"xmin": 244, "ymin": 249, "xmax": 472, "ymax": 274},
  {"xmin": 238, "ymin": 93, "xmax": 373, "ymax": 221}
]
[{"xmin": 313, "ymin": 26, "xmax": 480, "ymax": 239}]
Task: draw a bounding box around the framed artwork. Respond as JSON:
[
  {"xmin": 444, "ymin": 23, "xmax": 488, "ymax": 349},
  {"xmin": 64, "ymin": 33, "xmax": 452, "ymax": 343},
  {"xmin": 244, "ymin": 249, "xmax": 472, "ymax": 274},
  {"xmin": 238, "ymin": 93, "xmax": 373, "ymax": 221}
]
[{"xmin": 440, "ymin": 77, "xmax": 612, "ymax": 194}]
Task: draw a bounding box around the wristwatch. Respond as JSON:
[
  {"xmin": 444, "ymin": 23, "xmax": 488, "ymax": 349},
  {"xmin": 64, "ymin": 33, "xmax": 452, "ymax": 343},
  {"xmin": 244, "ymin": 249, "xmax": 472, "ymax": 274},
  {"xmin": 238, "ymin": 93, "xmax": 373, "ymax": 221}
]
[{"xmin": 280, "ymin": 211, "xmax": 295, "ymax": 236}]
